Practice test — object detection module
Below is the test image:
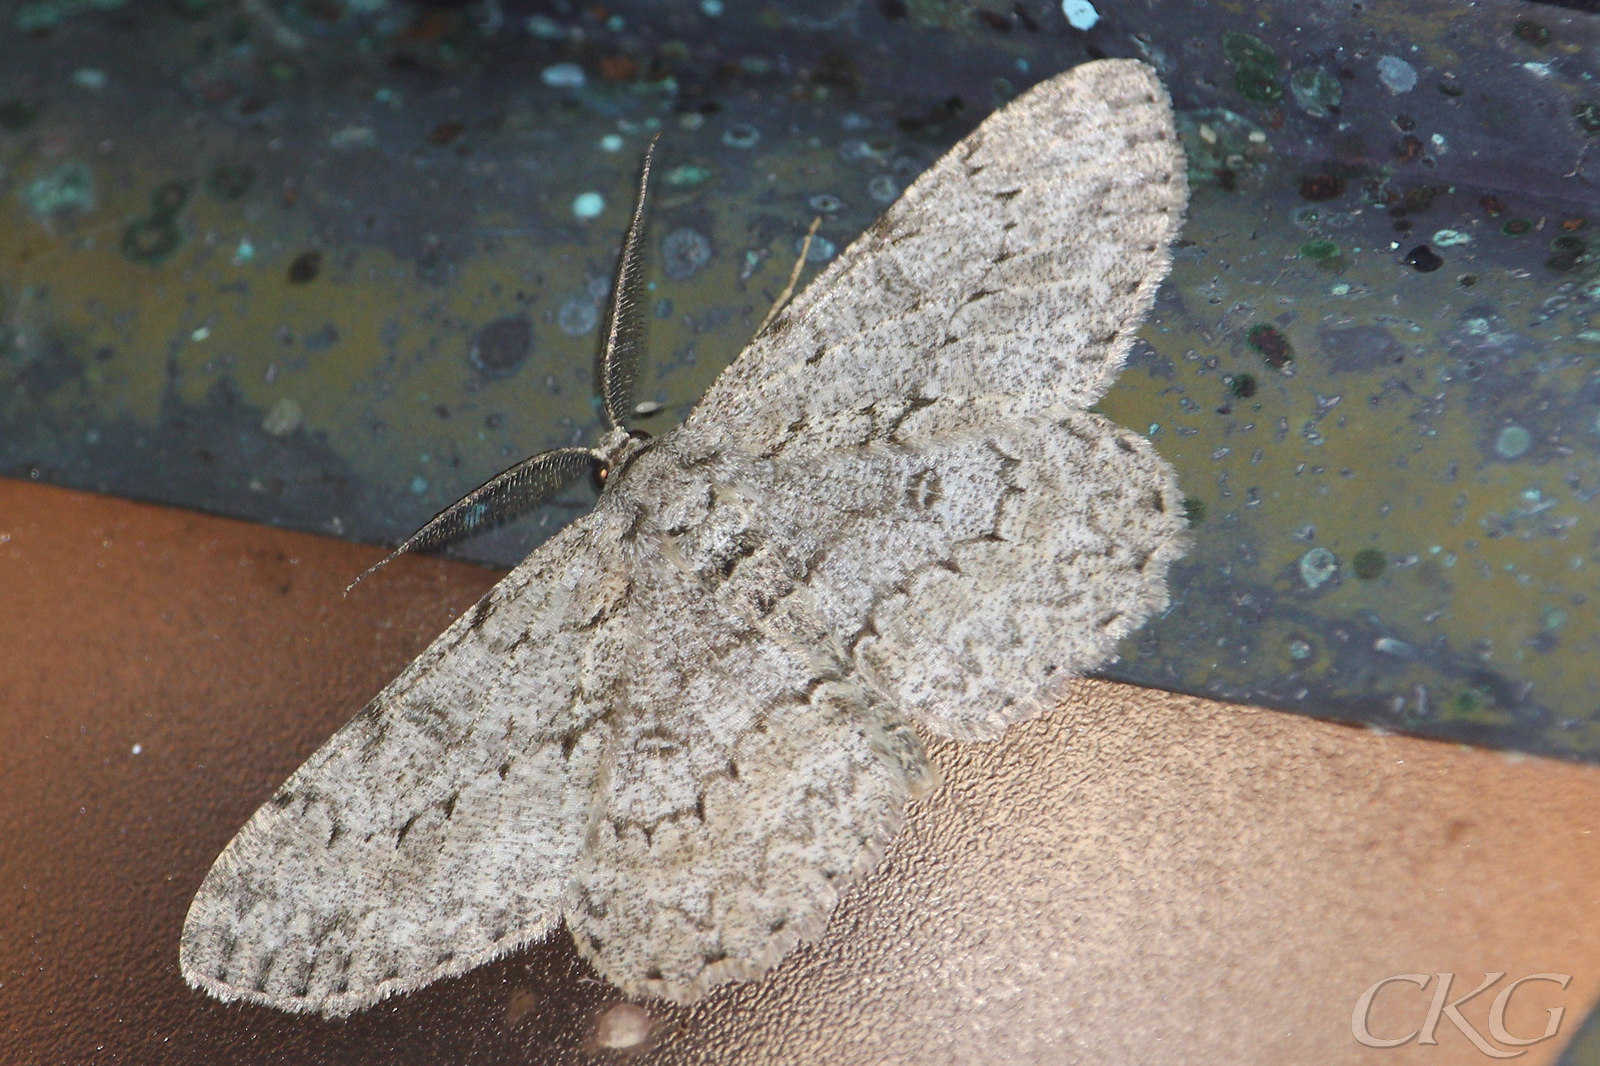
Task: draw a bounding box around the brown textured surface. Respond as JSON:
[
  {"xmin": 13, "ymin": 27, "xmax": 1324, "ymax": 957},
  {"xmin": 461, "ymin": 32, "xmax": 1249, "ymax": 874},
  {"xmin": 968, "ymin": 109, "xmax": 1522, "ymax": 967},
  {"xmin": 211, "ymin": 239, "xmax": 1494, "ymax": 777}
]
[{"xmin": 1, "ymin": 474, "xmax": 1597, "ymax": 1064}]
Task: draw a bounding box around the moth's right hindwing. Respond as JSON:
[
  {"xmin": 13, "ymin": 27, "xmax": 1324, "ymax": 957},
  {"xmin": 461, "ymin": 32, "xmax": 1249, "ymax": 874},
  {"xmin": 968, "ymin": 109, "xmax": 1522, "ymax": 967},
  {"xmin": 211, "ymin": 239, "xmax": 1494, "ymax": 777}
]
[{"xmin": 179, "ymin": 515, "xmax": 626, "ymax": 1017}]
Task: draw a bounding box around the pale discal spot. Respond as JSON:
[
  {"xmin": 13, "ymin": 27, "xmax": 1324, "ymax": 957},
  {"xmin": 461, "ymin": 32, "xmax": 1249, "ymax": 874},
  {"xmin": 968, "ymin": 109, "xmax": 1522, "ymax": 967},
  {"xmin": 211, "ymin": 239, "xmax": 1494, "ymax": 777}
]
[
  {"xmin": 179, "ymin": 59, "xmax": 1189, "ymax": 1019},
  {"xmin": 503, "ymin": 987, "xmax": 542, "ymax": 1026},
  {"xmin": 591, "ymin": 1002, "xmax": 655, "ymax": 1050}
]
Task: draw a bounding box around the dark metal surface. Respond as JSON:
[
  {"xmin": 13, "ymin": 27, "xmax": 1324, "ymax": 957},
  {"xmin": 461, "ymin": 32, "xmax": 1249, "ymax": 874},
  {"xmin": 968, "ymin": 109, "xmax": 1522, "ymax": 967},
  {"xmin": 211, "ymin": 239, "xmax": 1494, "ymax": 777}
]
[{"xmin": 1, "ymin": 0, "xmax": 1598, "ymax": 765}]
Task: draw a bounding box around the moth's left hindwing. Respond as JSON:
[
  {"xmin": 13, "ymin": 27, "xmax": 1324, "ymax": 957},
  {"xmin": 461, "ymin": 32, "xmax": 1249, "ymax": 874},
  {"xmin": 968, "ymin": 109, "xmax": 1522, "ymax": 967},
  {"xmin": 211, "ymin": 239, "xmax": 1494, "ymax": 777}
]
[{"xmin": 180, "ymin": 515, "xmax": 626, "ymax": 1017}]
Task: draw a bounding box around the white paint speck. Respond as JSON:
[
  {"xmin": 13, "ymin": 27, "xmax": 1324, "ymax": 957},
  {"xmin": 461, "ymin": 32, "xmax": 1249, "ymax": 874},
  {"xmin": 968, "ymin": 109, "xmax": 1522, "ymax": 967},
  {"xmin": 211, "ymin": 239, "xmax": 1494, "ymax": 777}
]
[
  {"xmin": 572, "ymin": 191, "xmax": 605, "ymax": 220},
  {"xmin": 700, "ymin": 0, "xmax": 724, "ymax": 16},
  {"xmin": 1061, "ymin": 0, "xmax": 1099, "ymax": 30},
  {"xmin": 72, "ymin": 68, "xmax": 107, "ymax": 90},
  {"xmin": 599, "ymin": 134, "xmax": 624, "ymax": 152},
  {"xmin": 1376, "ymin": 56, "xmax": 1417, "ymax": 94},
  {"xmin": 131, "ymin": 743, "xmax": 142, "ymax": 755},
  {"xmin": 329, "ymin": 126, "xmax": 378, "ymax": 151},
  {"xmin": 541, "ymin": 63, "xmax": 585, "ymax": 89}
]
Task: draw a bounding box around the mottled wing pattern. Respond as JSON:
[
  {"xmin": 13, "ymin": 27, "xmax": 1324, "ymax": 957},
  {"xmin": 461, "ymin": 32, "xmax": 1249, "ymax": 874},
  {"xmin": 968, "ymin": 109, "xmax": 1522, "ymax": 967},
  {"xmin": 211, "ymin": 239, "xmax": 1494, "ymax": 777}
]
[
  {"xmin": 761, "ymin": 403, "xmax": 1186, "ymax": 741},
  {"xmin": 682, "ymin": 59, "xmax": 1187, "ymax": 456},
  {"xmin": 563, "ymin": 447, "xmax": 934, "ymax": 1001},
  {"xmin": 183, "ymin": 58, "xmax": 1191, "ymax": 1014},
  {"xmin": 180, "ymin": 515, "xmax": 629, "ymax": 1017}
]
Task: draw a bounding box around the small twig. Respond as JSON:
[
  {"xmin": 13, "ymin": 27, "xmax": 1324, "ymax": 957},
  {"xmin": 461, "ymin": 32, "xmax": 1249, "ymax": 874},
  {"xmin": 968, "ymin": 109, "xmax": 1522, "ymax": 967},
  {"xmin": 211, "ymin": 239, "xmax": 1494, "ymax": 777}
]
[{"xmin": 757, "ymin": 216, "xmax": 822, "ymax": 336}]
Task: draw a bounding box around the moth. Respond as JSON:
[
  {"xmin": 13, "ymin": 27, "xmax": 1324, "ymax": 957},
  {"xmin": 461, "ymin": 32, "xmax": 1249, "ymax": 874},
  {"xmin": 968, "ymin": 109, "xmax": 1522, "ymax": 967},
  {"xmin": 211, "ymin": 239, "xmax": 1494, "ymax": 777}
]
[{"xmin": 181, "ymin": 58, "xmax": 1190, "ymax": 1016}]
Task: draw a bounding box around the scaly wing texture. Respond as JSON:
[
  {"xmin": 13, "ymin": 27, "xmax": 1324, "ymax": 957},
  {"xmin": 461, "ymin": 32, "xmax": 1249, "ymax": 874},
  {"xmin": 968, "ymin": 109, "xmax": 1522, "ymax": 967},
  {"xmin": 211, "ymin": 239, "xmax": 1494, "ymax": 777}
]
[
  {"xmin": 182, "ymin": 58, "xmax": 1191, "ymax": 1015},
  {"xmin": 681, "ymin": 58, "xmax": 1187, "ymax": 457},
  {"xmin": 180, "ymin": 514, "xmax": 630, "ymax": 1017},
  {"xmin": 768, "ymin": 403, "xmax": 1188, "ymax": 741},
  {"xmin": 562, "ymin": 446, "xmax": 934, "ymax": 1002}
]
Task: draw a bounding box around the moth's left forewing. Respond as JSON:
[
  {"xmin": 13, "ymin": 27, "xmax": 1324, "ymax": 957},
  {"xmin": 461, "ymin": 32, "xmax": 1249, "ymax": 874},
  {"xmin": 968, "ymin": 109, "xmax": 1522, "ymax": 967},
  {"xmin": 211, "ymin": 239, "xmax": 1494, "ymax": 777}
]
[{"xmin": 180, "ymin": 515, "xmax": 627, "ymax": 1017}]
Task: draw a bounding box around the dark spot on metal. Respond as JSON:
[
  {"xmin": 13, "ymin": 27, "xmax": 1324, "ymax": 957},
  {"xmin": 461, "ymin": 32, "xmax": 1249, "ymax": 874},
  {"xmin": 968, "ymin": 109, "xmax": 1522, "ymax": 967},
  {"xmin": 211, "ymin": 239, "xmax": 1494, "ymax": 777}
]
[
  {"xmin": 1298, "ymin": 174, "xmax": 1346, "ymax": 202},
  {"xmin": 206, "ymin": 164, "xmax": 256, "ymax": 200},
  {"xmin": 121, "ymin": 217, "xmax": 183, "ymax": 265},
  {"xmin": 1393, "ymin": 135, "xmax": 1424, "ymax": 165},
  {"xmin": 1353, "ymin": 548, "xmax": 1386, "ymax": 580},
  {"xmin": 1478, "ymin": 195, "xmax": 1506, "ymax": 216},
  {"xmin": 662, "ymin": 228, "xmax": 714, "ymax": 281},
  {"xmin": 1403, "ymin": 244, "xmax": 1443, "ymax": 272},
  {"xmin": 1247, "ymin": 323, "xmax": 1293, "ymax": 368},
  {"xmin": 1513, "ymin": 19, "xmax": 1551, "ymax": 46},
  {"xmin": 0, "ymin": 98, "xmax": 39, "ymax": 131},
  {"xmin": 1229, "ymin": 372, "xmax": 1257, "ymax": 398},
  {"xmin": 287, "ymin": 250, "xmax": 322, "ymax": 284},
  {"xmin": 1502, "ymin": 218, "xmax": 1532, "ymax": 236},
  {"xmin": 428, "ymin": 119, "xmax": 465, "ymax": 146},
  {"xmin": 468, "ymin": 315, "xmax": 532, "ymax": 379}
]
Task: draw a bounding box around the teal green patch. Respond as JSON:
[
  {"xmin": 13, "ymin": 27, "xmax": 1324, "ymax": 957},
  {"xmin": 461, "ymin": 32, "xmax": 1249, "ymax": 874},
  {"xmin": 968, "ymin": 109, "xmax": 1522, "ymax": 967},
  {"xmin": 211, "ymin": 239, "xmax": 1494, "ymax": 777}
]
[
  {"xmin": 1289, "ymin": 66, "xmax": 1341, "ymax": 117},
  {"xmin": 1299, "ymin": 238, "xmax": 1340, "ymax": 260},
  {"xmin": 663, "ymin": 164, "xmax": 713, "ymax": 187},
  {"xmin": 24, "ymin": 163, "xmax": 95, "ymax": 219},
  {"xmin": 1181, "ymin": 497, "xmax": 1206, "ymax": 526},
  {"xmin": 1222, "ymin": 31, "xmax": 1282, "ymax": 103}
]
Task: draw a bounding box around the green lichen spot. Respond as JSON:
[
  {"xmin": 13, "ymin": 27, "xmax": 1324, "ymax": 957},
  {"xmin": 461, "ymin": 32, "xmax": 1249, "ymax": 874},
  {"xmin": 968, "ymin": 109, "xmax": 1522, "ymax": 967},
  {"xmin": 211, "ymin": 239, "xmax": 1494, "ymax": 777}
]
[
  {"xmin": 1551, "ymin": 235, "xmax": 1587, "ymax": 254},
  {"xmin": 1502, "ymin": 218, "xmax": 1532, "ymax": 236},
  {"xmin": 1352, "ymin": 548, "xmax": 1386, "ymax": 580},
  {"xmin": 1300, "ymin": 239, "xmax": 1341, "ymax": 261},
  {"xmin": 1222, "ymin": 31, "xmax": 1278, "ymax": 73},
  {"xmin": 1222, "ymin": 32, "xmax": 1281, "ymax": 103},
  {"xmin": 1233, "ymin": 69, "xmax": 1283, "ymax": 104},
  {"xmin": 1182, "ymin": 497, "xmax": 1206, "ymax": 526},
  {"xmin": 1228, "ymin": 372, "xmax": 1257, "ymax": 399}
]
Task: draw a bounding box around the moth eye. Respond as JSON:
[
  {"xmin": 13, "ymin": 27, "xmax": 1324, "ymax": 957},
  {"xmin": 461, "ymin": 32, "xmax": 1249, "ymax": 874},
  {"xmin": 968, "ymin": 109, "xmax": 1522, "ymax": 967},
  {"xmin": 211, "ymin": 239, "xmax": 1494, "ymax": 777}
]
[{"xmin": 592, "ymin": 463, "xmax": 610, "ymax": 492}]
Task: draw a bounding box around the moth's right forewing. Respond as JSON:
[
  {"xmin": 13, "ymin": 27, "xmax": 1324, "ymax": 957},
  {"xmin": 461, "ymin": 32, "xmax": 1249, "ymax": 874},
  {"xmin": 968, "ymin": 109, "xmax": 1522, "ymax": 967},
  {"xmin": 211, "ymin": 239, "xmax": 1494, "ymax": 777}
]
[
  {"xmin": 180, "ymin": 514, "xmax": 626, "ymax": 1018},
  {"xmin": 682, "ymin": 59, "xmax": 1187, "ymax": 457}
]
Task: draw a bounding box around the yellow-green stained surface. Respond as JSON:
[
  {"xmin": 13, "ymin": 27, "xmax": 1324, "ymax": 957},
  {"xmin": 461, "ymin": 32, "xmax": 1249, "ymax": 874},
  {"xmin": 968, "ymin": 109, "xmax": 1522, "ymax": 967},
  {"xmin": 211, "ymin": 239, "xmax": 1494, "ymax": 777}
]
[{"xmin": 3, "ymin": 0, "xmax": 1599, "ymax": 762}]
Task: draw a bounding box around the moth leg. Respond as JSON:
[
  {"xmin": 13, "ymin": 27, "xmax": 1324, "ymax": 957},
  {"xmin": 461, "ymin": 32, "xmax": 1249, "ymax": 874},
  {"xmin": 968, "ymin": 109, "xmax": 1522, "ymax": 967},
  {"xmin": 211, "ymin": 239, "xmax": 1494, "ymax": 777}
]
[
  {"xmin": 755, "ymin": 215, "xmax": 822, "ymax": 337},
  {"xmin": 347, "ymin": 446, "xmax": 598, "ymax": 592}
]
